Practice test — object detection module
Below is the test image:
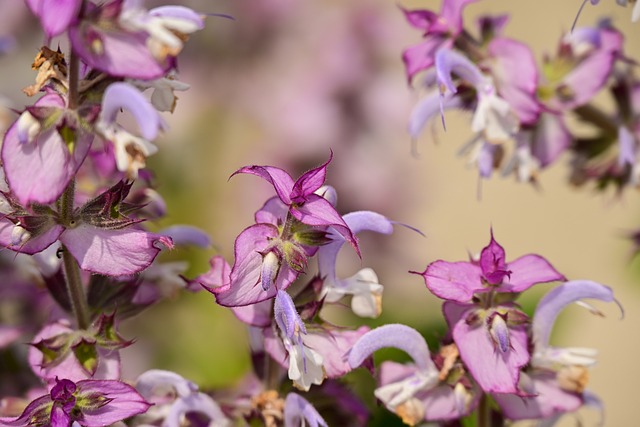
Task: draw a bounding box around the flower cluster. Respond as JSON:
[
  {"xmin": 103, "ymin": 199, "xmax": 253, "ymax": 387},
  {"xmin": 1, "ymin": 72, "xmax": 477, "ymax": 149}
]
[
  {"xmin": 405, "ymin": 0, "xmax": 639, "ymax": 192},
  {"xmin": 348, "ymin": 232, "xmax": 621, "ymax": 425}
]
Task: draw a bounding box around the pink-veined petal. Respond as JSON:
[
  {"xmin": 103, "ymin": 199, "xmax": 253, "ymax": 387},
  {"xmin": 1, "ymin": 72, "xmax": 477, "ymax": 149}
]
[
  {"xmin": 214, "ymin": 224, "xmax": 298, "ymax": 307},
  {"xmin": 231, "ymin": 165, "xmax": 295, "ymax": 205},
  {"xmin": 2, "ymin": 125, "xmax": 92, "ymax": 206},
  {"xmin": 60, "ymin": 224, "xmax": 172, "ymax": 276},
  {"xmin": 416, "ymin": 260, "xmax": 484, "ymax": 303},
  {"xmin": 444, "ymin": 302, "xmax": 529, "ymax": 394},
  {"xmin": 76, "ymin": 380, "xmax": 151, "ymax": 427},
  {"xmin": 498, "ymin": 254, "xmax": 565, "ymax": 293},
  {"xmin": 290, "ymin": 151, "xmax": 332, "ymax": 203}
]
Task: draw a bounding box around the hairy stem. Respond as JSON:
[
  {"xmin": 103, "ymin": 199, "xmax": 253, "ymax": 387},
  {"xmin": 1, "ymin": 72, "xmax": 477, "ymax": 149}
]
[{"xmin": 61, "ymin": 181, "xmax": 90, "ymax": 330}]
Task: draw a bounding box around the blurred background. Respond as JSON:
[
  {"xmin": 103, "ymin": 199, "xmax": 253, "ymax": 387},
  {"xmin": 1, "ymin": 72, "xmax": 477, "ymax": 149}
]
[{"xmin": 0, "ymin": 0, "xmax": 639, "ymax": 425}]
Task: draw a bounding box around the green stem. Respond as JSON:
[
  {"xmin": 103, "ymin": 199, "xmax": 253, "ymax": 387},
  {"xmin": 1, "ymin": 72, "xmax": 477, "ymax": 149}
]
[
  {"xmin": 477, "ymin": 394, "xmax": 490, "ymax": 427},
  {"xmin": 60, "ymin": 181, "xmax": 90, "ymax": 330}
]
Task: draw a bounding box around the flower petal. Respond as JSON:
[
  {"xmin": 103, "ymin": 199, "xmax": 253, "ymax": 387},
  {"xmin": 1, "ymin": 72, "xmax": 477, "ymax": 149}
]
[
  {"xmin": 69, "ymin": 24, "xmax": 168, "ymax": 80},
  {"xmin": 2, "ymin": 124, "xmax": 92, "ymax": 205},
  {"xmin": 214, "ymin": 224, "xmax": 298, "ymax": 307},
  {"xmin": 290, "ymin": 151, "xmax": 332, "ymax": 203},
  {"xmin": 231, "ymin": 165, "xmax": 294, "ymax": 205},
  {"xmin": 101, "ymin": 82, "xmax": 164, "ymax": 140},
  {"xmin": 532, "ymin": 280, "xmax": 618, "ymax": 351},
  {"xmin": 499, "ymin": 254, "xmax": 565, "ymax": 293},
  {"xmin": 348, "ymin": 324, "xmax": 436, "ymax": 373},
  {"xmin": 0, "ymin": 218, "xmax": 63, "ymax": 255},
  {"xmin": 493, "ymin": 371, "xmax": 582, "ymax": 420},
  {"xmin": 416, "ymin": 260, "xmax": 484, "ymax": 303},
  {"xmin": 317, "ymin": 210, "xmax": 393, "ymax": 287},
  {"xmin": 302, "ymin": 325, "xmax": 370, "ymax": 378},
  {"xmin": 284, "ymin": 393, "xmax": 328, "ymax": 427},
  {"xmin": 60, "ymin": 224, "xmax": 172, "ymax": 276},
  {"xmin": 26, "ymin": 0, "xmax": 82, "ymax": 38},
  {"xmin": 76, "ymin": 380, "xmax": 151, "ymax": 427},
  {"xmin": 444, "ymin": 302, "xmax": 529, "ymax": 394},
  {"xmin": 291, "ymin": 194, "xmax": 359, "ymax": 256}
]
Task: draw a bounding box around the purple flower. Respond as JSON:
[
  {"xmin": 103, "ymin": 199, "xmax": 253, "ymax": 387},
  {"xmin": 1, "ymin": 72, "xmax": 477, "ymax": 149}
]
[
  {"xmin": 413, "ymin": 232, "xmax": 565, "ymax": 394},
  {"xmin": 26, "ymin": 0, "xmax": 82, "ymax": 39},
  {"xmin": 231, "ymin": 151, "xmax": 359, "ymax": 255},
  {"xmin": 0, "ymin": 181, "xmax": 173, "ymax": 276},
  {"xmin": 284, "ymin": 393, "xmax": 328, "ymax": 427},
  {"xmin": 0, "ymin": 377, "xmax": 150, "ymax": 427},
  {"xmin": 135, "ymin": 369, "xmax": 229, "ymax": 427},
  {"xmin": 28, "ymin": 320, "xmax": 121, "ymax": 384},
  {"xmin": 317, "ymin": 210, "xmax": 395, "ymax": 318},
  {"xmin": 494, "ymin": 280, "xmax": 621, "ymax": 421},
  {"xmin": 401, "ymin": 0, "xmax": 480, "ymax": 83},
  {"xmin": 68, "ymin": 0, "xmax": 204, "ymax": 80},
  {"xmin": 270, "ymin": 290, "xmax": 325, "ymax": 391},
  {"xmin": 96, "ymin": 82, "xmax": 166, "ymax": 179},
  {"xmin": 415, "ymin": 231, "xmax": 565, "ymax": 303},
  {"xmin": 348, "ymin": 324, "xmax": 479, "ymax": 423},
  {"xmin": 2, "ymin": 92, "xmax": 92, "ymax": 206},
  {"xmin": 197, "ymin": 224, "xmax": 300, "ymax": 307}
]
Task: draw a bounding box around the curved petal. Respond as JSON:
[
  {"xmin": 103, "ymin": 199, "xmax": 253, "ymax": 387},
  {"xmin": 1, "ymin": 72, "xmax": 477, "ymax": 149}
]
[
  {"xmin": 148, "ymin": 6, "xmax": 205, "ymax": 30},
  {"xmin": 532, "ymin": 280, "xmax": 618, "ymax": 350},
  {"xmin": 0, "ymin": 395, "xmax": 52, "ymax": 427},
  {"xmin": 135, "ymin": 369, "xmax": 198, "ymax": 400},
  {"xmin": 164, "ymin": 393, "xmax": 228, "ymax": 427},
  {"xmin": 254, "ymin": 196, "xmax": 288, "ymax": 225},
  {"xmin": 60, "ymin": 225, "xmax": 172, "ymax": 276},
  {"xmin": 101, "ymin": 82, "xmax": 164, "ymax": 140},
  {"xmin": 231, "ymin": 300, "xmax": 272, "ymax": 327},
  {"xmin": 317, "ymin": 210, "xmax": 393, "ymax": 286},
  {"xmin": 488, "ymin": 37, "xmax": 540, "ymax": 124},
  {"xmin": 417, "ymin": 384, "xmax": 481, "ymax": 421},
  {"xmin": 231, "ymin": 165, "xmax": 294, "ymax": 205},
  {"xmin": 435, "ymin": 48, "xmax": 484, "ymax": 94},
  {"xmin": 416, "ymin": 260, "xmax": 484, "ymax": 303},
  {"xmin": 2, "ymin": 124, "xmax": 92, "ymax": 205},
  {"xmin": 348, "ymin": 324, "xmax": 436, "ymax": 373},
  {"xmin": 531, "ymin": 112, "xmax": 571, "ymax": 167},
  {"xmin": 499, "ymin": 254, "xmax": 565, "ymax": 293},
  {"xmin": 214, "ymin": 224, "xmax": 298, "ymax": 307},
  {"xmin": 290, "ymin": 151, "xmax": 332, "ymax": 203},
  {"xmin": 193, "ymin": 256, "xmax": 231, "ymax": 294}
]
